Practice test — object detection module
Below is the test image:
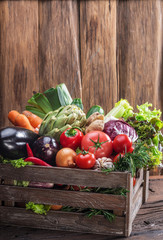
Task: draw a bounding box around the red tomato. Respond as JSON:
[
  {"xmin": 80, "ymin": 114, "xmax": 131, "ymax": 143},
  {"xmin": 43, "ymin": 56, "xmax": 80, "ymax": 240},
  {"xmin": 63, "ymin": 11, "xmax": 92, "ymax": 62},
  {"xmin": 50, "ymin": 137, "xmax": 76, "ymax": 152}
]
[
  {"xmin": 113, "ymin": 153, "xmax": 124, "ymax": 163},
  {"xmin": 60, "ymin": 128, "xmax": 83, "ymax": 150},
  {"xmin": 113, "ymin": 134, "xmax": 132, "ymax": 153},
  {"xmin": 81, "ymin": 131, "xmax": 113, "ymax": 159},
  {"xmin": 128, "ymin": 146, "xmax": 134, "ymax": 153},
  {"xmin": 133, "ymin": 176, "xmax": 136, "ymax": 187},
  {"xmin": 75, "ymin": 152, "xmax": 96, "ymax": 169}
]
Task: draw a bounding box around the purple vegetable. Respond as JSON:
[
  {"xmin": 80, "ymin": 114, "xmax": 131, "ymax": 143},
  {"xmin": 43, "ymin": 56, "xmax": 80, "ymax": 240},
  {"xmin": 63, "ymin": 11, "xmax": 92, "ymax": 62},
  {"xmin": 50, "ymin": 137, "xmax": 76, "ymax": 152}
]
[
  {"xmin": 32, "ymin": 136, "xmax": 60, "ymax": 166},
  {"xmin": 29, "ymin": 182, "xmax": 54, "ymax": 188},
  {"xmin": 104, "ymin": 120, "xmax": 138, "ymax": 142}
]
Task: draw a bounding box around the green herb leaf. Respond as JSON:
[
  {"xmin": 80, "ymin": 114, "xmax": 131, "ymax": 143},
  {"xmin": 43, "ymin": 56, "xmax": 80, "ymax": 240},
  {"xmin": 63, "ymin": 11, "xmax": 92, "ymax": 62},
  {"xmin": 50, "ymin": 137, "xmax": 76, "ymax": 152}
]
[{"xmin": 1, "ymin": 158, "xmax": 33, "ymax": 168}]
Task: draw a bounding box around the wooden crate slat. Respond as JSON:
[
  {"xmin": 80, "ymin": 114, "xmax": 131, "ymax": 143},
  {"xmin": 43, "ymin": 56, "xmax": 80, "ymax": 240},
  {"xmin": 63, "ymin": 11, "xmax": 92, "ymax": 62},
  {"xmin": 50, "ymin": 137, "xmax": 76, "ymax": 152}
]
[
  {"xmin": 131, "ymin": 186, "xmax": 143, "ymax": 223},
  {"xmin": 132, "ymin": 168, "xmax": 144, "ymax": 199},
  {"xmin": 0, "ymin": 206, "xmax": 125, "ymax": 236},
  {"xmin": 0, "ymin": 164, "xmax": 128, "ymax": 188},
  {"xmin": 125, "ymin": 173, "xmax": 133, "ymax": 237},
  {"xmin": 0, "ymin": 185, "xmax": 126, "ymax": 211}
]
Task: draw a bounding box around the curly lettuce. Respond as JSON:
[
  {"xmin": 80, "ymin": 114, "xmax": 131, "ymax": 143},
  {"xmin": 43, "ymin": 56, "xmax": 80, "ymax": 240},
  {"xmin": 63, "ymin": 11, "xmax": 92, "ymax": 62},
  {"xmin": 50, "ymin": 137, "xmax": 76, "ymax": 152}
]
[
  {"xmin": 127, "ymin": 103, "xmax": 163, "ymax": 167},
  {"xmin": 26, "ymin": 202, "xmax": 51, "ymax": 215}
]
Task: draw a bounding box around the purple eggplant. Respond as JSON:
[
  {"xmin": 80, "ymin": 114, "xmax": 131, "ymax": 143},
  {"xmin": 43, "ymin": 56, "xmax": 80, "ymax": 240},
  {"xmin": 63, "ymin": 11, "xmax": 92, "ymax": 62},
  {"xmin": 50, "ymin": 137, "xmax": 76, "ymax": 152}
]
[
  {"xmin": 32, "ymin": 136, "xmax": 60, "ymax": 166},
  {"xmin": 0, "ymin": 127, "xmax": 39, "ymax": 159}
]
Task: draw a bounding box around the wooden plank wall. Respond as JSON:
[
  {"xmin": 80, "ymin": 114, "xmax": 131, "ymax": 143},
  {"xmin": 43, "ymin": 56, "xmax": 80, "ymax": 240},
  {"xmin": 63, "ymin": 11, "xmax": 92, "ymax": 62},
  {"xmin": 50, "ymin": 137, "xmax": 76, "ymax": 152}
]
[{"xmin": 0, "ymin": 0, "xmax": 162, "ymax": 128}]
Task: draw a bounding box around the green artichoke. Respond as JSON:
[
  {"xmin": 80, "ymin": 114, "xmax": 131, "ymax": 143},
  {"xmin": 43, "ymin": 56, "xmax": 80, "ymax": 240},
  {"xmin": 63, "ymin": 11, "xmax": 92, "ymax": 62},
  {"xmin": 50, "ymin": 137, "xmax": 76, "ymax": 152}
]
[{"xmin": 39, "ymin": 105, "xmax": 86, "ymax": 141}]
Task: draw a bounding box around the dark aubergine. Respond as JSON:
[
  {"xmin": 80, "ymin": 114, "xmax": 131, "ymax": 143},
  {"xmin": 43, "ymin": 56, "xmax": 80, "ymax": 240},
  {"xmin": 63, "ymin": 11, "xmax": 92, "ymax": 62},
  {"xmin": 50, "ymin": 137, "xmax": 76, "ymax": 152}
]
[
  {"xmin": 0, "ymin": 127, "xmax": 39, "ymax": 159},
  {"xmin": 32, "ymin": 136, "xmax": 60, "ymax": 166}
]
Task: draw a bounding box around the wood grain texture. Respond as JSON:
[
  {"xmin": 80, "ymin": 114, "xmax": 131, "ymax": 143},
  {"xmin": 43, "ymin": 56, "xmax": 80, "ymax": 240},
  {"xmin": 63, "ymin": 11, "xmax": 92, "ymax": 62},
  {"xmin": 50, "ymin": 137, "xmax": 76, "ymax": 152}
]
[
  {"xmin": 80, "ymin": 0, "xmax": 118, "ymax": 113},
  {"xmin": 131, "ymin": 186, "xmax": 143, "ymax": 223},
  {"xmin": 0, "ymin": 206, "xmax": 125, "ymax": 236},
  {"xmin": 0, "ymin": 185, "xmax": 126, "ymax": 210},
  {"xmin": 3, "ymin": 179, "xmax": 15, "ymax": 207},
  {"xmin": 0, "ymin": 164, "xmax": 128, "ymax": 188},
  {"xmin": 38, "ymin": 0, "xmax": 82, "ymax": 99},
  {"xmin": 0, "ymin": 1, "xmax": 39, "ymax": 128},
  {"xmin": 125, "ymin": 172, "xmax": 133, "ymax": 237},
  {"xmin": 132, "ymin": 168, "xmax": 143, "ymax": 198},
  {"xmin": 117, "ymin": 0, "xmax": 162, "ymax": 111},
  {"xmin": 0, "ymin": 179, "xmax": 162, "ymax": 240},
  {"xmin": 0, "ymin": 0, "xmax": 162, "ymax": 126},
  {"xmin": 132, "ymin": 179, "xmax": 163, "ymax": 235},
  {"xmin": 143, "ymin": 170, "xmax": 149, "ymax": 203}
]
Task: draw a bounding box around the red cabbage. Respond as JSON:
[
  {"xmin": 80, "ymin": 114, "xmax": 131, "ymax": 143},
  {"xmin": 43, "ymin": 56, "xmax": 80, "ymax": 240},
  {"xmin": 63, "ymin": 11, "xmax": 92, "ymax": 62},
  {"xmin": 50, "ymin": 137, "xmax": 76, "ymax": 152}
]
[{"xmin": 104, "ymin": 120, "xmax": 138, "ymax": 142}]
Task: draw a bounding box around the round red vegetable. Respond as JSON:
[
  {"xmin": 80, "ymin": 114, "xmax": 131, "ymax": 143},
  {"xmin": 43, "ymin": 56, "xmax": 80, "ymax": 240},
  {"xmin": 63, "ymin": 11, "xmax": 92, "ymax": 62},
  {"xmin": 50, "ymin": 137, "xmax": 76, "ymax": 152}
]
[
  {"xmin": 75, "ymin": 151, "xmax": 96, "ymax": 169},
  {"xmin": 113, "ymin": 134, "xmax": 132, "ymax": 153},
  {"xmin": 60, "ymin": 128, "xmax": 83, "ymax": 150},
  {"xmin": 128, "ymin": 146, "xmax": 134, "ymax": 153},
  {"xmin": 81, "ymin": 131, "xmax": 113, "ymax": 159},
  {"xmin": 113, "ymin": 153, "xmax": 124, "ymax": 163}
]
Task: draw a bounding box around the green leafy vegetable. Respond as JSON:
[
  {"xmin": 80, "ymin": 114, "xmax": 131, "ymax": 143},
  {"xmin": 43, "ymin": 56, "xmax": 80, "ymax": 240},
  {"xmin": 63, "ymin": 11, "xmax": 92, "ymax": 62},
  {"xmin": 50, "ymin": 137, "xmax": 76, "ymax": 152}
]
[
  {"xmin": 135, "ymin": 102, "xmax": 162, "ymax": 124},
  {"xmin": 26, "ymin": 202, "xmax": 51, "ymax": 215},
  {"xmin": 44, "ymin": 84, "xmax": 73, "ymax": 111},
  {"xmin": 25, "ymin": 105, "xmax": 45, "ymax": 119},
  {"xmin": 85, "ymin": 209, "xmax": 115, "ymax": 222},
  {"xmin": 1, "ymin": 157, "xmax": 33, "ymax": 168},
  {"xmin": 14, "ymin": 180, "xmax": 29, "ymax": 187},
  {"xmin": 70, "ymin": 185, "xmax": 128, "ymax": 197},
  {"xmin": 113, "ymin": 142, "xmax": 151, "ymax": 176},
  {"xmin": 105, "ymin": 99, "xmax": 133, "ymax": 121},
  {"xmin": 61, "ymin": 206, "xmax": 115, "ymax": 222}
]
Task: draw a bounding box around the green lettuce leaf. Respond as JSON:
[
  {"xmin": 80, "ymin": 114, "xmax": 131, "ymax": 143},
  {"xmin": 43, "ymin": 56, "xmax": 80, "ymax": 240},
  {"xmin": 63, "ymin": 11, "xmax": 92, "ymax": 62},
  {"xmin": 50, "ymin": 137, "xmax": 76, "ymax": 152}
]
[
  {"xmin": 136, "ymin": 103, "xmax": 162, "ymax": 124},
  {"xmin": 26, "ymin": 202, "xmax": 51, "ymax": 215}
]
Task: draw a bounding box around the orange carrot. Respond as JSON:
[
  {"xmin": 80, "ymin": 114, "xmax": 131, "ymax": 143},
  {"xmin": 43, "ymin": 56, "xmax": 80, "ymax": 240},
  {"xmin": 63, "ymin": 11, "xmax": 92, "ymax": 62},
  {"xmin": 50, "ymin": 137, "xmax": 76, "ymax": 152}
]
[
  {"xmin": 50, "ymin": 205, "xmax": 62, "ymax": 211},
  {"xmin": 15, "ymin": 114, "xmax": 34, "ymax": 131},
  {"xmin": 22, "ymin": 110, "xmax": 43, "ymax": 128},
  {"xmin": 8, "ymin": 110, "xmax": 20, "ymax": 125}
]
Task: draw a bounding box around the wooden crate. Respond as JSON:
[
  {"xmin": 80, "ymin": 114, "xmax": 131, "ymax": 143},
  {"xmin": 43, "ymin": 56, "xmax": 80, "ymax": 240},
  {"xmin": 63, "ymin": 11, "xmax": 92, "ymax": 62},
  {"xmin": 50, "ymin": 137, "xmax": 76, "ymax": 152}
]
[{"xmin": 0, "ymin": 164, "xmax": 149, "ymax": 237}]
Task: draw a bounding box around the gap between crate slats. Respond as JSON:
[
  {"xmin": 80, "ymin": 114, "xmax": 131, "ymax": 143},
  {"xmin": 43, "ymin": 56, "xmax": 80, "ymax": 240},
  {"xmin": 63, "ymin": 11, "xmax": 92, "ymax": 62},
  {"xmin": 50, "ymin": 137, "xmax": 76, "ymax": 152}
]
[{"xmin": 0, "ymin": 206, "xmax": 125, "ymax": 236}]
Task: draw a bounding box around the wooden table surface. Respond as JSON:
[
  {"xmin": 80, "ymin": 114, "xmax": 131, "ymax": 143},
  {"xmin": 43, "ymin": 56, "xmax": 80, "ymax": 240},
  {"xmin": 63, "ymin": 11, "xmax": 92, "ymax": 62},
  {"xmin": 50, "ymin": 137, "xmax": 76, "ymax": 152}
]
[{"xmin": 0, "ymin": 178, "xmax": 163, "ymax": 240}]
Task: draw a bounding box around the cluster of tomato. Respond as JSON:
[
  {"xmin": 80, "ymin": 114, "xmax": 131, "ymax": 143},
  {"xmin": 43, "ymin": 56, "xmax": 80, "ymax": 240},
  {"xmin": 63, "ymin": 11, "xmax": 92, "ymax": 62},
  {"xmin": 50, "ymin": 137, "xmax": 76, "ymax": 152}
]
[{"xmin": 56, "ymin": 128, "xmax": 134, "ymax": 170}]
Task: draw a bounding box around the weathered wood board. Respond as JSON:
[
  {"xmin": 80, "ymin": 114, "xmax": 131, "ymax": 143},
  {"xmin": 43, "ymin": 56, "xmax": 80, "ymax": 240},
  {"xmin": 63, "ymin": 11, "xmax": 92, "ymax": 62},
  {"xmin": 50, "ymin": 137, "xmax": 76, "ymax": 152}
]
[
  {"xmin": 0, "ymin": 165, "xmax": 147, "ymax": 237},
  {"xmin": 0, "ymin": 0, "xmax": 162, "ymax": 128},
  {"xmin": 0, "ymin": 178, "xmax": 161, "ymax": 240},
  {"xmin": 0, "ymin": 1, "xmax": 39, "ymax": 127}
]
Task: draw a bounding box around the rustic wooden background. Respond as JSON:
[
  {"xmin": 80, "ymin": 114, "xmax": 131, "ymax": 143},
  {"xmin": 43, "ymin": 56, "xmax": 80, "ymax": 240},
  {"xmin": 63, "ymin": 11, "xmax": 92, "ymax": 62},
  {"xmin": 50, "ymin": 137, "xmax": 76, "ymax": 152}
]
[{"xmin": 0, "ymin": 0, "xmax": 162, "ymax": 128}]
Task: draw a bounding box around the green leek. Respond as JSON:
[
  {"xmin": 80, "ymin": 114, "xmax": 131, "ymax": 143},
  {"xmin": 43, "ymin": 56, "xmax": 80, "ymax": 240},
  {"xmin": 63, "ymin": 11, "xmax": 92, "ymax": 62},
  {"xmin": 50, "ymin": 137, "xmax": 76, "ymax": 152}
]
[
  {"xmin": 44, "ymin": 83, "xmax": 72, "ymax": 111},
  {"xmin": 25, "ymin": 106, "xmax": 45, "ymax": 119},
  {"xmin": 34, "ymin": 93, "xmax": 53, "ymax": 114}
]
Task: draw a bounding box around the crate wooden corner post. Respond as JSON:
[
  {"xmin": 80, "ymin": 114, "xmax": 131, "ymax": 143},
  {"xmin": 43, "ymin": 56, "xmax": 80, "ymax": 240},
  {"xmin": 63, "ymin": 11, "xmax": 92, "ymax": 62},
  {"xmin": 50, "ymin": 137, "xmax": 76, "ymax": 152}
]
[
  {"xmin": 124, "ymin": 172, "xmax": 133, "ymax": 237},
  {"xmin": 143, "ymin": 169, "xmax": 149, "ymax": 203},
  {"xmin": 125, "ymin": 168, "xmax": 145, "ymax": 237}
]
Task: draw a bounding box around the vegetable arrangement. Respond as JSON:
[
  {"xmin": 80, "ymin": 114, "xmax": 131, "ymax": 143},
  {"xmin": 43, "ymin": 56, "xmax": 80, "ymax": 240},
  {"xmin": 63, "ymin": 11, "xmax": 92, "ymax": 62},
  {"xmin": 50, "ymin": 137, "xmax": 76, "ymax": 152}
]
[{"xmin": 0, "ymin": 83, "xmax": 163, "ymax": 220}]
